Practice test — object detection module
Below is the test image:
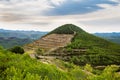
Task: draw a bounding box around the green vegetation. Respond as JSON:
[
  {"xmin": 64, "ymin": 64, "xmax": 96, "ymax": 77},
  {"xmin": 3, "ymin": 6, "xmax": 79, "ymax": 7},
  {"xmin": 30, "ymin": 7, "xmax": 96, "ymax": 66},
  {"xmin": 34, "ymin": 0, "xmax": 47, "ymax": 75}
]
[
  {"xmin": 0, "ymin": 47, "xmax": 120, "ymax": 80},
  {"xmin": 49, "ymin": 24, "xmax": 84, "ymax": 34},
  {"xmin": 9, "ymin": 46, "xmax": 25, "ymax": 54},
  {"xmin": 0, "ymin": 47, "xmax": 71, "ymax": 80},
  {"xmin": 36, "ymin": 48, "xmax": 44, "ymax": 55},
  {"xmin": 51, "ymin": 24, "xmax": 120, "ymax": 66}
]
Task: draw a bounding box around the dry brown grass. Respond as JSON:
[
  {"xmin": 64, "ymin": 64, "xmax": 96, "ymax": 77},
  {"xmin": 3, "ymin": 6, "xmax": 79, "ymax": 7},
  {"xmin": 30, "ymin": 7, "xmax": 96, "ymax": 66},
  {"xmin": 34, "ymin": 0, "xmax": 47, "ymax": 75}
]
[{"xmin": 24, "ymin": 34, "xmax": 74, "ymax": 54}]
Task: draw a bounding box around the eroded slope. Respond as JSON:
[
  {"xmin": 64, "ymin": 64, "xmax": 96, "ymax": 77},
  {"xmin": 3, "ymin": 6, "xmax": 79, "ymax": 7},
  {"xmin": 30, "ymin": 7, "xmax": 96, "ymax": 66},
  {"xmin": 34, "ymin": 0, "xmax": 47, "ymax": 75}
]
[{"xmin": 24, "ymin": 34, "xmax": 74, "ymax": 53}]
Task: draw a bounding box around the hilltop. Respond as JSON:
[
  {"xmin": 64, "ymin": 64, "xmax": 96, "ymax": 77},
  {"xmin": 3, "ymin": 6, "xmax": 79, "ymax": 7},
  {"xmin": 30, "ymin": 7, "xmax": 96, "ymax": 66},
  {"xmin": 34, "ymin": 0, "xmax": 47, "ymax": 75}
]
[
  {"xmin": 24, "ymin": 24, "xmax": 120, "ymax": 66},
  {"xmin": 49, "ymin": 24, "xmax": 85, "ymax": 34}
]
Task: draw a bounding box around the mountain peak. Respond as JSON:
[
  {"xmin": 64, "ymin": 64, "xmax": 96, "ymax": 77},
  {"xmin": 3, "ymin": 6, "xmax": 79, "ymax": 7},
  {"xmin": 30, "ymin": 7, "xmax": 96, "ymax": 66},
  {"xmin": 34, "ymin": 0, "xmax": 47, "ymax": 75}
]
[{"xmin": 49, "ymin": 24, "xmax": 85, "ymax": 34}]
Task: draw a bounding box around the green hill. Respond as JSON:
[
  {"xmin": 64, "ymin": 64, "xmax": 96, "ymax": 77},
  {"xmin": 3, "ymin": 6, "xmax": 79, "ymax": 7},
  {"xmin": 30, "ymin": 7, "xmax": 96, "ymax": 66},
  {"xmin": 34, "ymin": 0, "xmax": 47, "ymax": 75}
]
[{"xmin": 49, "ymin": 24, "xmax": 120, "ymax": 66}]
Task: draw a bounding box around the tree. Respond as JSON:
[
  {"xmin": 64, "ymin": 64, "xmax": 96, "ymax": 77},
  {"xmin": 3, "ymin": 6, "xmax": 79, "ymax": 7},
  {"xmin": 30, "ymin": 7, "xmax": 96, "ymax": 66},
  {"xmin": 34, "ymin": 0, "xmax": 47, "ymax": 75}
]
[{"xmin": 9, "ymin": 46, "xmax": 24, "ymax": 54}]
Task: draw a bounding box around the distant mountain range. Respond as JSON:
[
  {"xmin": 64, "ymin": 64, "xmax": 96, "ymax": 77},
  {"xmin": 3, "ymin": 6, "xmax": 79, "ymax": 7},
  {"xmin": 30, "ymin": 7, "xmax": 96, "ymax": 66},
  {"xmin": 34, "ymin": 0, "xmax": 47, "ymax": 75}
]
[
  {"xmin": 94, "ymin": 33, "xmax": 120, "ymax": 44},
  {"xmin": 0, "ymin": 29, "xmax": 47, "ymax": 48},
  {"xmin": 0, "ymin": 29, "xmax": 47, "ymax": 39},
  {"xmin": 0, "ymin": 37, "xmax": 32, "ymax": 49}
]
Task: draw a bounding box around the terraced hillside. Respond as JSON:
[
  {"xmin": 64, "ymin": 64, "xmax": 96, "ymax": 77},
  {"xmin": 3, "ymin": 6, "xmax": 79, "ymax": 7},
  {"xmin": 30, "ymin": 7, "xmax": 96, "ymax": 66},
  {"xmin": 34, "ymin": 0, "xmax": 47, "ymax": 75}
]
[
  {"xmin": 24, "ymin": 24, "xmax": 120, "ymax": 66},
  {"xmin": 24, "ymin": 34, "xmax": 74, "ymax": 53}
]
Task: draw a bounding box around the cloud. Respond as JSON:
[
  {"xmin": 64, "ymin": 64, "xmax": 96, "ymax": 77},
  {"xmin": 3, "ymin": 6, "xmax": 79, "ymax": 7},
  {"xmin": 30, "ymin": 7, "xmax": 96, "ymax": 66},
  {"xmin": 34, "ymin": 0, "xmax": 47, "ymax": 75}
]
[
  {"xmin": 49, "ymin": 0, "xmax": 65, "ymax": 6},
  {"xmin": 0, "ymin": 0, "xmax": 120, "ymax": 32},
  {"xmin": 110, "ymin": 0, "xmax": 120, "ymax": 3},
  {"xmin": 45, "ymin": 0, "xmax": 118, "ymax": 16},
  {"xmin": 79, "ymin": 17, "xmax": 120, "ymax": 32},
  {"xmin": 0, "ymin": 0, "xmax": 53, "ymax": 22}
]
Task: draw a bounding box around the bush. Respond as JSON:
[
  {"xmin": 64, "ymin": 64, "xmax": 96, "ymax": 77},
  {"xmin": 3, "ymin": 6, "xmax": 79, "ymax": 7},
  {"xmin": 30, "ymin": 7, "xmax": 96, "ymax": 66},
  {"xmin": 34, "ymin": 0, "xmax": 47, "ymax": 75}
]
[
  {"xmin": 9, "ymin": 46, "xmax": 24, "ymax": 54},
  {"xmin": 84, "ymin": 64, "xmax": 93, "ymax": 72},
  {"xmin": 66, "ymin": 47, "xmax": 72, "ymax": 52},
  {"xmin": 36, "ymin": 48, "xmax": 44, "ymax": 55},
  {"xmin": 88, "ymin": 65, "xmax": 120, "ymax": 80}
]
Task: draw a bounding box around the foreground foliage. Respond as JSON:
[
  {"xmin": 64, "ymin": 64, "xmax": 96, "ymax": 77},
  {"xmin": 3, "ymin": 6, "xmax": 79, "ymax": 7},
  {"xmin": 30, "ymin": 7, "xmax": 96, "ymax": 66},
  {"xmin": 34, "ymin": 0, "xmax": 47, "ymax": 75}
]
[
  {"xmin": 0, "ymin": 48, "xmax": 71, "ymax": 80},
  {"xmin": 0, "ymin": 47, "xmax": 120, "ymax": 80}
]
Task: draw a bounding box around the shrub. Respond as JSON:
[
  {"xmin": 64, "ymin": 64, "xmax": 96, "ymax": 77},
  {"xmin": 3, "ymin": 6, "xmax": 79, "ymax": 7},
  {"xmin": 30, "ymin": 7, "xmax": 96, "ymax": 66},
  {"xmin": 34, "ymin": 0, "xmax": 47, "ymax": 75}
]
[
  {"xmin": 88, "ymin": 65, "xmax": 120, "ymax": 80},
  {"xmin": 36, "ymin": 48, "xmax": 44, "ymax": 55},
  {"xmin": 84, "ymin": 64, "xmax": 93, "ymax": 72},
  {"xmin": 9, "ymin": 46, "xmax": 24, "ymax": 54},
  {"xmin": 66, "ymin": 47, "xmax": 72, "ymax": 52}
]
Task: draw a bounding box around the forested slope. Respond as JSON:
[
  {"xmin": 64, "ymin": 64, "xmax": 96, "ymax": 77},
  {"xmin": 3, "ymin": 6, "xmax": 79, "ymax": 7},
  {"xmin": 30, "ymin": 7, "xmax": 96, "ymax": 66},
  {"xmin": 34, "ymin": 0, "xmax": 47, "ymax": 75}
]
[{"xmin": 50, "ymin": 24, "xmax": 120, "ymax": 66}]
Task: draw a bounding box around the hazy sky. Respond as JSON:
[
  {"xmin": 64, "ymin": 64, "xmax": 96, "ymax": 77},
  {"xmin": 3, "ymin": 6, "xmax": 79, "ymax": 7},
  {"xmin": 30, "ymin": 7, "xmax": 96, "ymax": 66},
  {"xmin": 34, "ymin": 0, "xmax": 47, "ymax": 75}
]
[{"xmin": 0, "ymin": 0, "xmax": 120, "ymax": 33}]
